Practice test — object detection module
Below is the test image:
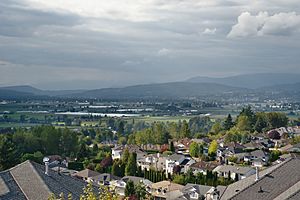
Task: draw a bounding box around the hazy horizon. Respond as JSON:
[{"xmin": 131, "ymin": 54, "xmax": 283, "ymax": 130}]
[{"xmin": 1, "ymin": 0, "xmax": 300, "ymax": 89}]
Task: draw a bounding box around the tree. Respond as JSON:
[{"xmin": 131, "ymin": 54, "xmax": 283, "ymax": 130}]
[
  {"xmin": 210, "ymin": 122, "xmax": 222, "ymax": 134},
  {"xmin": 125, "ymin": 153, "xmax": 137, "ymax": 176},
  {"xmin": 254, "ymin": 113, "xmax": 268, "ymax": 132},
  {"xmin": 117, "ymin": 121, "xmax": 125, "ymax": 136},
  {"xmin": 267, "ymin": 112, "xmax": 288, "ymax": 129},
  {"xmin": 112, "ymin": 159, "xmax": 125, "ymax": 177},
  {"xmin": 77, "ymin": 143, "xmax": 89, "ymax": 161},
  {"xmin": 208, "ymin": 140, "xmax": 218, "ymax": 157},
  {"xmin": 180, "ymin": 120, "xmax": 191, "ymax": 138},
  {"xmin": 223, "ymin": 114, "xmax": 234, "ymax": 131},
  {"xmin": 173, "ymin": 174, "xmax": 186, "ymax": 185},
  {"xmin": 169, "ymin": 141, "xmax": 175, "ymax": 152},
  {"xmin": 122, "ymin": 148, "xmax": 130, "ymax": 163},
  {"xmin": 0, "ymin": 135, "xmax": 19, "ymax": 170},
  {"xmin": 236, "ymin": 116, "xmax": 252, "ymax": 131},
  {"xmin": 125, "ymin": 180, "xmax": 135, "ymax": 197},
  {"xmin": 189, "ymin": 142, "xmax": 200, "ymax": 158},
  {"xmin": 135, "ymin": 183, "xmax": 147, "ymax": 200}
]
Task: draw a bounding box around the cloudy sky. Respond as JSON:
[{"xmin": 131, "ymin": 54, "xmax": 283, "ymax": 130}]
[{"xmin": 0, "ymin": 0, "xmax": 300, "ymax": 89}]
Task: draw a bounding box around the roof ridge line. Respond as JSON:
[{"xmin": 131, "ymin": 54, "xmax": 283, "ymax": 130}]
[
  {"xmin": 228, "ymin": 157, "xmax": 294, "ymax": 200},
  {"xmin": 9, "ymin": 170, "xmax": 30, "ymax": 200},
  {"xmin": 6, "ymin": 160, "xmax": 31, "ymax": 172}
]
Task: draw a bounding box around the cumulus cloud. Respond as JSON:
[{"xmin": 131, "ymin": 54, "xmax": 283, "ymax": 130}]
[
  {"xmin": 203, "ymin": 28, "xmax": 217, "ymax": 35},
  {"xmin": 228, "ymin": 11, "xmax": 300, "ymax": 38}
]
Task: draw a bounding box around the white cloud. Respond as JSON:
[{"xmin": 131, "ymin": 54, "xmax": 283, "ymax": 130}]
[
  {"xmin": 122, "ymin": 60, "xmax": 141, "ymax": 66},
  {"xmin": 203, "ymin": 28, "xmax": 217, "ymax": 35},
  {"xmin": 228, "ymin": 11, "xmax": 300, "ymax": 38},
  {"xmin": 157, "ymin": 48, "xmax": 171, "ymax": 56}
]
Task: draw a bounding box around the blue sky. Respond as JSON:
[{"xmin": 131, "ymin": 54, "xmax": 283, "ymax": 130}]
[{"xmin": 0, "ymin": 0, "xmax": 300, "ymax": 89}]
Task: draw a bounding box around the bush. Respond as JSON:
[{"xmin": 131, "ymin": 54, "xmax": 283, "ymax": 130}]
[{"xmin": 68, "ymin": 162, "xmax": 84, "ymax": 171}]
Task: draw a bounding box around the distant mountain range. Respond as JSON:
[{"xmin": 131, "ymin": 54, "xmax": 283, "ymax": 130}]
[
  {"xmin": 186, "ymin": 73, "xmax": 300, "ymax": 89},
  {"xmin": 0, "ymin": 85, "xmax": 85, "ymax": 97},
  {"xmin": 0, "ymin": 73, "xmax": 299, "ymax": 100}
]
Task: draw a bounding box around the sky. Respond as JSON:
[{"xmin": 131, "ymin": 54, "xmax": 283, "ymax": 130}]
[{"xmin": 0, "ymin": 0, "xmax": 300, "ymax": 89}]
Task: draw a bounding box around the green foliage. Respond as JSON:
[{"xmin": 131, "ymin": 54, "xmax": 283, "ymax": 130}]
[
  {"xmin": 189, "ymin": 142, "xmax": 200, "ymax": 158},
  {"xmin": 236, "ymin": 116, "xmax": 252, "ymax": 132},
  {"xmin": 135, "ymin": 183, "xmax": 147, "ymax": 200},
  {"xmin": 189, "ymin": 116, "xmax": 213, "ymax": 135},
  {"xmin": 112, "ymin": 159, "xmax": 125, "ymax": 177},
  {"xmin": 0, "ymin": 135, "xmax": 19, "ymax": 170},
  {"xmin": 210, "ymin": 122, "xmax": 222, "ymax": 135},
  {"xmin": 227, "ymin": 156, "xmax": 238, "ymax": 163},
  {"xmin": 169, "ymin": 141, "xmax": 175, "ymax": 152},
  {"xmin": 223, "ymin": 114, "xmax": 234, "ymax": 131},
  {"xmin": 269, "ymin": 150, "xmax": 282, "ymax": 162},
  {"xmin": 125, "ymin": 180, "xmax": 135, "ymax": 197},
  {"xmin": 125, "ymin": 153, "xmax": 137, "ymax": 176},
  {"xmin": 68, "ymin": 162, "xmax": 84, "ymax": 171},
  {"xmin": 208, "ymin": 140, "xmax": 218, "ymax": 157},
  {"xmin": 122, "ymin": 148, "xmax": 130, "ymax": 163},
  {"xmin": 21, "ymin": 151, "xmax": 44, "ymax": 163},
  {"xmin": 173, "ymin": 174, "xmax": 186, "ymax": 185},
  {"xmin": 180, "ymin": 120, "xmax": 191, "ymax": 138}
]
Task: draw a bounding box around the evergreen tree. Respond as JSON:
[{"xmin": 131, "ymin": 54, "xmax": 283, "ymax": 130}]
[
  {"xmin": 122, "ymin": 148, "xmax": 130, "ymax": 163},
  {"xmin": 125, "ymin": 153, "xmax": 137, "ymax": 176},
  {"xmin": 169, "ymin": 141, "xmax": 175, "ymax": 152},
  {"xmin": 223, "ymin": 114, "xmax": 234, "ymax": 130},
  {"xmin": 180, "ymin": 120, "xmax": 191, "ymax": 138},
  {"xmin": 189, "ymin": 142, "xmax": 200, "ymax": 157},
  {"xmin": 0, "ymin": 135, "xmax": 19, "ymax": 170},
  {"xmin": 125, "ymin": 180, "xmax": 135, "ymax": 197}
]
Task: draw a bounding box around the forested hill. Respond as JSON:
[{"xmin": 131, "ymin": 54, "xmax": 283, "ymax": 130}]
[{"xmin": 70, "ymin": 82, "xmax": 247, "ymax": 99}]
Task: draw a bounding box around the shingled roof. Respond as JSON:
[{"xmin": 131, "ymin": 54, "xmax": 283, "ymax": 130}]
[
  {"xmin": 0, "ymin": 160, "xmax": 89, "ymax": 200},
  {"xmin": 221, "ymin": 154, "xmax": 300, "ymax": 200}
]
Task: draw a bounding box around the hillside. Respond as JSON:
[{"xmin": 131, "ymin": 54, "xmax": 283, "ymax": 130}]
[
  {"xmin": 72, "ymin": 82, "xmax": 247, "ymax": 99},
  {"xmin": 187, "ymin": 73, "xmax": 300, "ymax": 89}
]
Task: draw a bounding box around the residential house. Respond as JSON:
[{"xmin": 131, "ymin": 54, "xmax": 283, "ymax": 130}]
[
  {"xmin": 113, "ymin": 176, "xmax": 152, "ymax": 196},
  {"xmin": 165, "ymin": 154, "xmax": 186, "ymax": 177},
  {"xmin": 111, "ymin": 145, "xmax": 146, "ymax": 160},
  {"xmin": 150, "ymin": 180, "xmax": 184, "ymax": 200},
  {"xmin": 244, "ymin": 141, "xmax": 264, "ymax": 151},
  {"xmin": 137, "ymin": 153, "xmax": 167, "ymax": 172},
  {"xmin": 72, "ymin": 169, "xmax": 100, "ymax": 182},
  {"xmin": 213, "ymin": 165, "xmax": 255, "ymax": 181},
  {"xmin": 244, "ymin": 150, "xmax": 269, "ymax": 167},
  {"xmin": 188, "ymin": 161, "xmax": 219, "ymax": 175},
  {"xmin": 90, "ymin": 173, "xmax": 121, "ymax": 186},
  {"xmin": 173, "ymin": 138, "xmax": 193, "ymax": 155},
  {"xmin": 0, "ymin": 160, "xmax": 91, "ymax": 200},
  {"xmin": 178, "ymin": 184, "xmax": 211, "ymax": 200},
  {"xmin": 221, "ymin": 154, "xmax": 300, "ymax": 200},
  {"xmin": 280, "ymin": 143, "xmax": 300, "ymax": 153}
]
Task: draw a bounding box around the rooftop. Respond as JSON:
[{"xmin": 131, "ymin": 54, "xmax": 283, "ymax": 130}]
[{"xmin": 0, "ymin": 160, "xmax": 89, "ymax": 200}]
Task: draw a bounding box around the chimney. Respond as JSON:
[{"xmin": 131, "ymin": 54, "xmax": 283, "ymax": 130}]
[
  {"xmin": 255, "ymin": 167, "xmax": 259, "ymax": 181},
  {"xmin": 45, "ymin": 161, "xmax": 49, "ymax": 176},
  {"xmin": 43, "ymin": 157, "xmax": 50, "ymax": 176}
]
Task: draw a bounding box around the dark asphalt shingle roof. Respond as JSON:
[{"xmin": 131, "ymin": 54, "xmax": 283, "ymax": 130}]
[
  {"xmin": 228, "ymin": 154, "xmax": 300, "ymax": 200},
  {"xmin": 0, "ymin": 171, "xmax": 27, "ymax": 200},
  {"xmin": 0, "ymin": 160, "xmax": 93, "ymax": 200}
]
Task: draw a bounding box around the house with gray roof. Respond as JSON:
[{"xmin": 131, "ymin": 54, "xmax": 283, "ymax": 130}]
[
  {"xmin": 220, "ymin": 154, "xmax": 300, "ymax": 200},
  {"xmin": 213, "ymin": 165, "xmax": 255, "ymax": 181},
  {"xmin": 90, "ymin": 173, "xmax": 121, "ymax": 186},
  {"xmin": 113, "ymin": 176, "xmax": 152, "ymax": 196},
  {"xmin": 72, "ymin": 168, "xmax": 100, "ymax": 182},
  {"xmin": 0, "ymin": 160, "xmax": 89, "ymax": 200}
]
